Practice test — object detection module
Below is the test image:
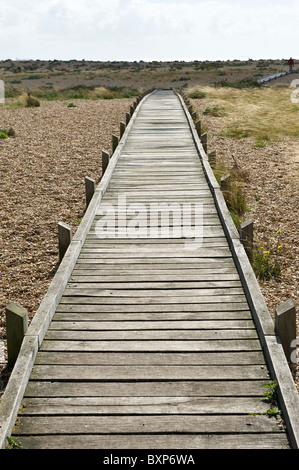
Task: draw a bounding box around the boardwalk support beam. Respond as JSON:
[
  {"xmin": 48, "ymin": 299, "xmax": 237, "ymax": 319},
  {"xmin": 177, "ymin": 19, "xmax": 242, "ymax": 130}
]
[
  {"xmin": 120, "ymin": 122, "xmax": 126, "ymax": 138},
  {"xmin": 58, "ymin": 222, "xmax": 72, "ymax": 262},
  {"xmin": 208, "ymin": 150, "xmax": 217, "ymax": 168},
  {"xmin": 275, "ymin": 299, "xmax": 297, "ymax": 369},
  {"xmin": 102, "ymin": 150, "xmax": 110, "ymax": 176},
  {"xmin": 6, "ymin": 302, "xmax": 28, "ymax": 368},
  {"xmin": 195, "ymin": 121, "xmax": 201, "ymax": 138},
  {"xmin": 85, "ymin": 176, "xmax": 96, "ymax": 209},
  {"xmin": 112, "ymin": 134, "xmax": 119, "ymax": 153},
  {"xmin": 220, "ymin": 174, "xmax": 231, "ymax": 191},
  {"xmin": 240, "ymin": 219, "xmax": 254, "ymax": 262},
  {"xmin": 201, "ymin": 132, "xmax": 208, "ymax": 153}
]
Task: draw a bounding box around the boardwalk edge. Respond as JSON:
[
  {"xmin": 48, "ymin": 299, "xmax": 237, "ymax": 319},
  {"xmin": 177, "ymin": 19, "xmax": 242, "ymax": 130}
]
[
  {"xmin": 0, "ymin": 91, "xmax": 155, "ymax": 449},
  {"xmin": 176, "ymin": 89, "xmax": 299, "ymax": 449}
]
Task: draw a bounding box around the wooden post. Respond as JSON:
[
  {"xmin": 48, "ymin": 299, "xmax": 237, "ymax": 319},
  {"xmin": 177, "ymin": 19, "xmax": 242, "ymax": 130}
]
[
  {"xmin": 85, "ymin": 176, "xmax": 96, "ymax": 209},
  {"xmin": 58, "ymin": 222, "xmax": 72, "ymax": 262},
  {"xmin": 188, "ymin": 105, "xmax": 193, "ymax": 115},
  {"xmin": 275, "ymin": 299, "xmax": 297, "ymax": 368},
  {"xmin": 220, "ymin": 174, "xmax": 231, "ymax": 191},
  {"xmin": 240, "ymin": 219, "xmax": 253, "ymax": 262},
  {"xmin": 126, "ymin": 112, "xmax": 131, "ymax": 125},
  {"xmin": 112, "ymin": 134, "xmax": 119, "ymax": 153},
  {"xmin": 195, "ymin": 120, "xmax": 201, "ymax": 138},
  {"xmin": 191, "ymin": 112, "xmax": 197, "ymax": 121},
  {"xmin": 201, "ymin": 132, "xmax": 208, "ymax": 153},
  {"xmin": 102, "ymin": 150, "xmax": 110, "ymax": 175},
  {"xmin": 6, "ymin": 302, "xmax": 28, "ymax": 367},
  {"xmin": 208, "ymin": 150, "xmax": 217, "ymax": 167},
  {"xmin": 120, "ymin": 121, "xmax": 126, "ymax": 138},
  {"xmin": 130, "ymin": 105, "xmax": 134, "ymax": 116}
]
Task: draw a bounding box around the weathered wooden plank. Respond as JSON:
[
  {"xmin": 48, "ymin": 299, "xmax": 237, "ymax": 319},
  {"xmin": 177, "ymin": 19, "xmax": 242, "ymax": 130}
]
[
  {"xmin": 30, "ymin": 363, "xmax": 268, "ymax": 381},
  {"xmin": 13, "ymin": 414, "xmax": 283, "ymax": 435},
  {"xmin": 69, "ymin": 274, "xmax": 239, "ymax": 283},
  {"xmin": 62, "ymin": 287, "xmax": 245, "ymax": 297},
  {"xmin": 15, "ymin": 433, "xmax": 290, "ymax": 450},
  {"xmin": 20, "ymin": 396, "xmax": 271, "ymax": 415},
  {"xmin": 34, "ymin": 350, "xmax": 264, "ymax": 366},
  {"xmin": 48, "ymin": 320, "xmax": 254, "ymax": 331},
  {"xmin": 55, "ymin": 301, "xmax": 250, "ymax": 312},
  {"xmin": 59, "ymin": 295, "xmax": 247, "ymax": 305},
  {"xmin": 52, "ymin": 311, "xmax": 253, "ymax": 321},
  {"xmin": 66, "ymin": 281, "xmax": 243, "ymax": 290},
  {"xmin": 24, "ymin": 380, "xmax": 270, "ymax": 398},
  {"xmin": 39, "ymin": 339, "xmax": 261, "ymax": 352}
]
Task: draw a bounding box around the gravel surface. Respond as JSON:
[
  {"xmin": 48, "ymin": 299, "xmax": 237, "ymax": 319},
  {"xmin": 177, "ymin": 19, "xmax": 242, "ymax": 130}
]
[{"xmin": 0, "ymin": 98, "xmax": 134, "ymax": 392}]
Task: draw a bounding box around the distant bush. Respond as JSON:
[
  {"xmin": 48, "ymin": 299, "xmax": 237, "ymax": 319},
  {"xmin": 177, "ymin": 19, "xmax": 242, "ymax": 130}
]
[
  {"xmin": 218, "ymin": 78, "xmax": 261, "ymax": 89},
  {"xmin": 25, "ymin": 94, "xmax": 40, "ymax": 107}
]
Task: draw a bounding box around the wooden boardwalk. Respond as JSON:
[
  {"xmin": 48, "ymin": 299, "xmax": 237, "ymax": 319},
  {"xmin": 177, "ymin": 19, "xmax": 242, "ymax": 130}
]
[{"xmin": 3, "ymin": 90, "xmax": 297, "ymax": 449}]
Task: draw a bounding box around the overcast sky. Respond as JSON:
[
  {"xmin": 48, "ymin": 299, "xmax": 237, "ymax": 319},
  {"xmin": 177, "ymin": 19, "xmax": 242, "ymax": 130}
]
[{"xmin": 0, "ymin": 0, "xmax": 298, "ymax": 61}]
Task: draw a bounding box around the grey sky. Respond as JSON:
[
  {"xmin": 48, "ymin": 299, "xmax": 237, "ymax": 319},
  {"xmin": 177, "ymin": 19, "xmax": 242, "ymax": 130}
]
[{"xmin": 0, "ymin": 0, "xmax": 298, "ymax": 61}]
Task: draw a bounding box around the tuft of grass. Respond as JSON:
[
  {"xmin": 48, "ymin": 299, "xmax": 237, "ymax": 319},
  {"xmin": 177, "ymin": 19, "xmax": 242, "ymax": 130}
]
[
  {"xmin": 25, "ymin": 94, "xmax": 40, "ymax": 107},
  {"xmin": 203, "ymin": 105, "xmax": 226, "ymax": 117},
  {"xmin": 221, "ymin": 127, "xmax": 252, "ymax": 139},
  {"xmin": 188, "ymin": 89, "xmax": 206, "ymax": 99},
  {"xmin": 253, "ymin": 231, "xmax": 283, "ymax": 279},
  {"xmin": 212, "ymin": 158, "xmax": 249, "ymax": 229},
  {"xmin": 0, "ymin": 129, "xmax": 8, "ymax": 138}
]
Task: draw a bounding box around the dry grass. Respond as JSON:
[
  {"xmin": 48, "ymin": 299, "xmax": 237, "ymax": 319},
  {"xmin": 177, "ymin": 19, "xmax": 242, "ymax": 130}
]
[{"xmin": 187, "ymin": 85, "xmax": 299, "ymax": 146}]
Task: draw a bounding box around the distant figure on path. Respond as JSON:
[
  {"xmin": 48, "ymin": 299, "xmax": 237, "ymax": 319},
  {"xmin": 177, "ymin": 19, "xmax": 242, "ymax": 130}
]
[{"xmin": 288, "ymin": 57, "xmax": 294, "ymax": 73}]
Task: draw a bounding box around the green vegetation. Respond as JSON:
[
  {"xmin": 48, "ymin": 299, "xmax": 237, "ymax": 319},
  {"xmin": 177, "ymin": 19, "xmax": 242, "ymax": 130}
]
[
  {"xmin": 253, "ymin": 231, "xmax": 283, "ymax": 279},
  {"xmin": 5, "ymin": 436, "xmax": 22, "ymax": 449},
  {"xmin": 187, "ymin": 84, "xmax": 299, "ymax": 147},
  {"xmin": 25, "ymin": 94, "xmax": 40, "ymax": 107},
  {"xmin": 33, "ymin": 85, "xmax": 139, "ymax": 101},
  {"xmin": 187, "ymin": 90, "xmax": 206, "ymax": 99},
  {"xmin": 0, "ymin": 129, "xmax": 8, "ymax": 138},
  {"xmin": 212, "ymin": 158, "xmax": 249, "ymax": 231},
  {"xmin": 217, "ymin": 77, "xmax": 261, "ymax": 89},
  {"xmin": 203, "ymin": 105, "xmax": 226, "ymax": 117}
]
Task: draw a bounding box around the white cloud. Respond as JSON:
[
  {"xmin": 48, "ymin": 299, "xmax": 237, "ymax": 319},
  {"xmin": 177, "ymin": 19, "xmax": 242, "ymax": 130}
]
[{"xmin": 0, "ymin": 0, "xmax": 298, "ymax": 60}]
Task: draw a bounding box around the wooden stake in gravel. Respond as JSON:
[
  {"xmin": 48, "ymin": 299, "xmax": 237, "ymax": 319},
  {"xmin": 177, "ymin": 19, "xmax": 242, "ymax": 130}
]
[
  {"xmin": 102, "ymin": 150, "xmax": 110, "ymax": 176},
  {"xmin": 275, "ymin": 298, "xmax": 297, "ymax": 368},
  {"xmin": 85, "ymin": 176, "xmax": 96, "ymax": 209},
  {"xmin": 240, "ymin": 219, "xmax": 253, "ymax": 262},
  {"xmin": 58, "ymin": 222, "xmax": 72, "ymax": 263},
  {"xmin": 6, "ymin": 302, "xmax": 28, "ymax": 367},
  {"xmin": 120, "ymin": 122, "xmax": 126, "ymax": 139},
  {"xmin": 112, "ymin": 134, "xmax": 119, "ymax": 154}
]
